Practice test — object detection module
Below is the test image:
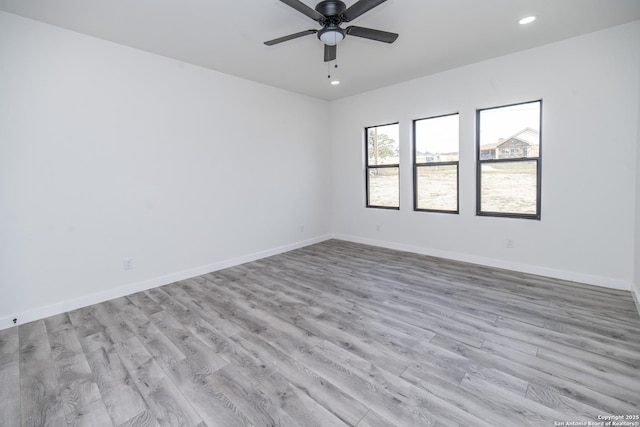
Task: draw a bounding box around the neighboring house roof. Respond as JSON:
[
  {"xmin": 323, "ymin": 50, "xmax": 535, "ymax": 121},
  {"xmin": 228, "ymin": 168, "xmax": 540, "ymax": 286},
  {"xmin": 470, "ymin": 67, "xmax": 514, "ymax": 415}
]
[
  {"xmin": 499, "ymin": 127, "xmax": 539, "ymax": 147},
  {"xmin": 480, "ymin": 128, "xmax": 539, "ymax": 151}
]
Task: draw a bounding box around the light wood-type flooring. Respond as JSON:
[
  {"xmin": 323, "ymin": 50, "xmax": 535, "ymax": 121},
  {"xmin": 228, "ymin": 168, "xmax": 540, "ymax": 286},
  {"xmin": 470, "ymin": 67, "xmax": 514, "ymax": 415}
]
[{"xmin": 1, "ymin": 240, "xmax": 640, "ymax": 426}]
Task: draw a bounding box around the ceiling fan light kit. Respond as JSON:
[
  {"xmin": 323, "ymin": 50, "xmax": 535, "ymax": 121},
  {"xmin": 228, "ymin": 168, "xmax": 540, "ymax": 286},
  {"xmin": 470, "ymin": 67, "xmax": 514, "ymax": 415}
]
[
  {"xmin": 265, "ymin": 0, "xmax": 398, "ymax": 64},
  {"xmin": 318, "ymin": 26, "xmax": 345, "ymax": 45}
]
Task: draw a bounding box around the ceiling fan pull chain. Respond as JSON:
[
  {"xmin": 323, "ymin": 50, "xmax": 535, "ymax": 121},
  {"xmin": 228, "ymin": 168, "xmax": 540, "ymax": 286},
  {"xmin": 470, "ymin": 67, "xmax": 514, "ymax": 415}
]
[{"xmin": 327, "ymin": 61, "xmax": 331, "ymax": 79}]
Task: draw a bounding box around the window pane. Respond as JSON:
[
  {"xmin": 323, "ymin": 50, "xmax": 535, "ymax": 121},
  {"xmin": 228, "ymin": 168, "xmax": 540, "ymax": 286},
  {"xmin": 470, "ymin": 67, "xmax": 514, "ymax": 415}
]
[
  {"xmin": 415, "ymin": 114, "xmax": 459, "ymax": 163},
  {"xmin": 414, "ymin": 114, "xmax": 459, "ymax": 213},
  {"xmin": 477, "ymin": 100, "xmax": 541, "ymax": 218},
  {"xmin": 367, "ymin": 123, "xmax": 399, "ymax": 166},
  {"xmin": 479, "ymin": 101, "xmax": 540, "ymax": 160},
  {"xmin": 368, "ymin": 167, "xmax": 399, "ymax": 208},
  {"xmin": 480, "ymin": 161, "xmax": 537, "ymax": 215},
  {"xmin": 416, "ymin": 165, "xmax": 457, "ymax": 211}
]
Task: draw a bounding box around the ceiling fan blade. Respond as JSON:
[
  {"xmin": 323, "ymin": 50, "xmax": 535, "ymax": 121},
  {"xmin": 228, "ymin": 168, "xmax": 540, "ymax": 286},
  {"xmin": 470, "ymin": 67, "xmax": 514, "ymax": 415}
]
[
  {"xmin": 280, "ymin": 0, "xmax": 325, "ymax": 22},
  {"xmin": 264, "ymin": 29, "xmax": 317, "ymax": 46},
  {"xmin": 342, "ymin": 0, "xmax": 387, "ymax": 22},
  {"xmin": 346, "ymin": 26, "xmax": 398, "ymax": 43},
  {"xmin": 324, "ymin": 44, "xmax": 336, "ymax": 62}
]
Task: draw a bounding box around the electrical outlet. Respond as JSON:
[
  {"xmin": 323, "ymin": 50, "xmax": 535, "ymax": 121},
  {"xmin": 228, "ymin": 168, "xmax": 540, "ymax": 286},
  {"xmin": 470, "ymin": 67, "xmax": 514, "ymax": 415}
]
[
  {"xmin": 506, "ymin": 239, "xmax": 514, "ymax": 249},
  {"xmin": 300, "ymin": 225, "xmax": 305, "ymax": 233},
  {"xmin": 123, "ymin": 258, "xmax": 133, "ymax": 270},
  {"xmin": 376, "ymin": 225, "xmax": 381, "ymax": 232}
]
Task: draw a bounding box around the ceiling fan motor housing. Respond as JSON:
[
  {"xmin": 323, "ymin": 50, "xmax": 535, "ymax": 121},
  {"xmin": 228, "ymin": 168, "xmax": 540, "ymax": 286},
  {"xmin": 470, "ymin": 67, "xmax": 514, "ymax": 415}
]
[{"xmin": 315, "ymin": 0, "xmax": 346, "ymax": 19}]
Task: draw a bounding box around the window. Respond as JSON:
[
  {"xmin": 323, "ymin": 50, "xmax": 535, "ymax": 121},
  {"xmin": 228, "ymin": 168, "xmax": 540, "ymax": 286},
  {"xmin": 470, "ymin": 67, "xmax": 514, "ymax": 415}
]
[
  {"xmin": 413, "ymin": 113, "xmax": 459, "ymax": 213},
  {"xmin": 366, "ymin": 123, "xmax": 399, "ymax": 209},
  {"xmin": 477, "ymin": 100, "xmax": 542, "ymax": 219}
]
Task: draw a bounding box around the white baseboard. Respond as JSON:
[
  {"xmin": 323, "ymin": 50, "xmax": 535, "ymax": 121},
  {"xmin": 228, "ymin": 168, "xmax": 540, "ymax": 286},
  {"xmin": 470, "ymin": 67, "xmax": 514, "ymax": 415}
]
[
  {"xmin": 332, "ymin": 233, "xmax": 632, "ymax": 292},
  {"xmin": 632, "ymin": 285, "xmax": 640, "ymax": 318},
  {"xmin": 0, "ymin": 234, "xmax": 332, "ymax": 331}
]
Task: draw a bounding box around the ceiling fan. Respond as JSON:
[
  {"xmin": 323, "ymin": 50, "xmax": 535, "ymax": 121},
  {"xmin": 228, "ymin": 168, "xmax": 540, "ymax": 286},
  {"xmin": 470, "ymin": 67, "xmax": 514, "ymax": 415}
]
[{"xmin": 264, "ymin": 0, "xmax": 399, "ymax": 62}]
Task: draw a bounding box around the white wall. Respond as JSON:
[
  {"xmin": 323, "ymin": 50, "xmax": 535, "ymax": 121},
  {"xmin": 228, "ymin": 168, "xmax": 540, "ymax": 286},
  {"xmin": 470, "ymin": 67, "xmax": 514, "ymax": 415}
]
[
  {"xmin": 331, "ymin": 21, "xmax": 640, "ymax": 290},
  {"xmin": 0, "ymin": 11, "xmax": 331, "ymax": 327},
  {"xmin": 634, "ymin": 57, "xmax": 640, "ymax": 312}
]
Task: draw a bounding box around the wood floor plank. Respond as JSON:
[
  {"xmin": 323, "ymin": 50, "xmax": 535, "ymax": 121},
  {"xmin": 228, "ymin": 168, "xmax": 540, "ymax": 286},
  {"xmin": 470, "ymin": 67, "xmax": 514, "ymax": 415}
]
[
  {"xmin": 209, "ymin": 363, "xmax": 300, "ymax": 427},
  {"xmin": 48, "ymin": 328, "xmax": 84, "ymax": 362},
  {"xmin": 64, "ymin": 399, "xmax": 114, "ymax": 427},
  {"xmin": 55, "ymin": 353, "xmax": 102, "ymax": 415},
  {"xmin": 149, "ymin": 309, "xmax": 227, "ymax": 375},
  {"xmin": 117, "ymin": 409, "xmax": 159, "ymax": 427},
  {"xmin": 535, "ymin": 345, "xmax": 640, "ymax": 392},
  {"xmin": 525, "ymin": 382, "xmax": 605, "ymax": 420},
  {"xmin": 68, "ymin": 306, "xmax": 107, "ymax": 340},
  {"xmin": 290, "ymin": 310, "xmax": 415, "ymax": 375},
  {"xmin": 93, "ymin": 301, "xmax": 138, "ymax": 344},
  {"xmin": 134, "ymin": 320, "xmax": 187, "ymax": 369},
  {"xmin": 102, "ymin": 383, "xmax": 148, "ymax": 425},
  {"xmin": 20, "ymin": 365, "xmax": 65, "ymax": 427},
  {"xmin": 86, "ymin": 347, "xmax": 132, "ymax": 394},
  {"xmin": 127, "ymin": 292, "xmax": 165, "ymax": 318},
  {"xmin": 163, "ymin": 358, "xmax": 255, "ymax": 427},
  {"xmin": 0, "ymin": 360, "xmax": 21, "ymax": 427},
  {"xmin": 458, "ymin": 371, "xmax": 574, "ymax": 426},
  {"xmin": 432, "ymin": 334, "xmax": 639, "ymax": 415},
  {"xmin": 480, "ymin": 339, "xmax": 638, "ymax": 408},
  {"xmin": 198, "ymin": 281, "xmax": 324, "ymax": 358},
  {"xmin": 257, "ymin": 370, "xmax": 350, "ymax": 427},
  {"xmin": 6, "ymin": 239, "xmax": 640, "ymax": 426},
  {"xmin": 236, "ymin": 330, "xmax": 370, "ymax": 426},
  {"xmin": 44, "ymin": 312, "xmax": 74, "ymax": 334},
  {"xmin": 464, "ymin": 364, "xmax": 529, "ymax": 396},
  {"xmin": 164, "ymin": 280, "xmax": 244, "ymax": 338},
  {"xmin": 400, "ymin": 363, "xmax": 522, "ymax": 427},
  {"xmin": 304, "ymin": 340, "xmax": 493, "ymax": 427},
  {"xmin": 0, "ymin": 325, "xmax": 18, "ymax": 366},
  {"xmin": 79, "ymin": 331, "xmax": 112, "ymax": 355},
  {"xmin": 138, "ymin": 373, "xmax": 202, "ymax": 427},
  {"xmin": 355, "ymin": 411, "xmax": 396, "ymax": 427},
  {"xmin": 114, "ymin": 336, "xmax": 204, "ymax": 427},
  {"xmin": 19, "ymin": 320, "xmax": 52, "ymax": 365}
]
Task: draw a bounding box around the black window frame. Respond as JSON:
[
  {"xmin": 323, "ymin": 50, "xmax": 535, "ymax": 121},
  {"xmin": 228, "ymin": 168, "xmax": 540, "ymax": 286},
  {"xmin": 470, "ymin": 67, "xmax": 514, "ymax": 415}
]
[
  {"xmin": 365, "ymin": 122, "xmax": 400, "ymax": 210},
  {"xmin": 413, "ymin": 113, "xmax": 460, "ymax": 214},
  {"xmin": 476, "ymin": 100, "xmax": 542, "ymax": 220}
]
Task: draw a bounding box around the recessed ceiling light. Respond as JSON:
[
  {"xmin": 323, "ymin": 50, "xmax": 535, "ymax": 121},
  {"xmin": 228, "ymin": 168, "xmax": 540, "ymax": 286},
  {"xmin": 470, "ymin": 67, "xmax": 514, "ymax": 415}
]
[
  {"xmin": 330, "ymin": 80, "xmax": 340, "ymax": 85},
  {"xmin": 519, "ymin": 16, "xmax": 536, "ymax": 25}
]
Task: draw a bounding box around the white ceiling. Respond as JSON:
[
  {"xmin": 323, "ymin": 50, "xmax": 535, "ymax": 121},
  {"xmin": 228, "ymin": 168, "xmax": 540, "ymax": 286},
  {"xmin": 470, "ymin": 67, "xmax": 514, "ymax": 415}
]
[{"xmin": 2, "ymin": 0, "xmax": 640, "ymax": 100}]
